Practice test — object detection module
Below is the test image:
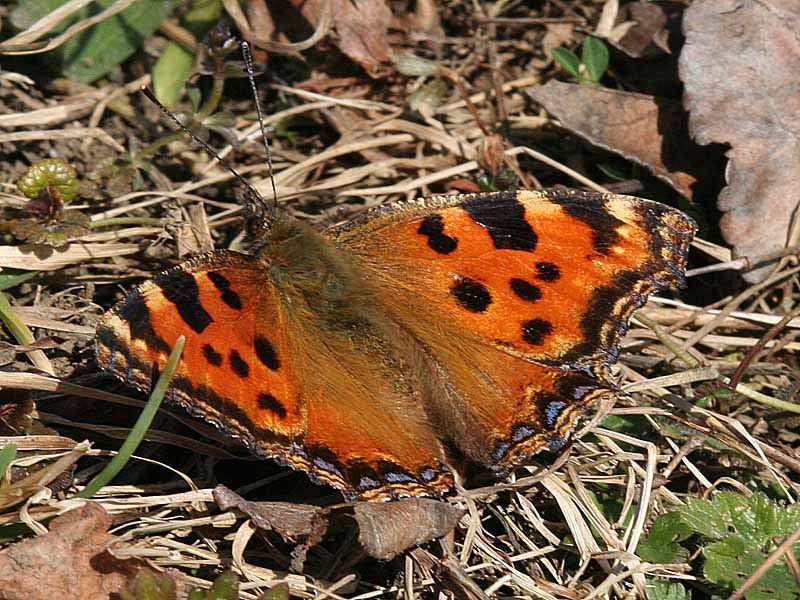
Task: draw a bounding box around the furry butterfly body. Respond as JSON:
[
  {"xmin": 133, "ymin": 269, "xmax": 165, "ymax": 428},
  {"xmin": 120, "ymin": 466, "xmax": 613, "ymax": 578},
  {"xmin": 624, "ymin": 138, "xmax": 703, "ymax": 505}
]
[{"xmin": 96, "ymin": 189, "xmax": 695, "ymax": 500}]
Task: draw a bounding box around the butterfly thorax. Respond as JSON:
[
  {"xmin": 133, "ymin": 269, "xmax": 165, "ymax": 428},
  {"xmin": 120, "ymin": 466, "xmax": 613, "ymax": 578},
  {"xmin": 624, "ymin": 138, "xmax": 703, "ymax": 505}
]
[{"xmin": 256, "ymin": 216, "xmax": 375, "ymax": 325}]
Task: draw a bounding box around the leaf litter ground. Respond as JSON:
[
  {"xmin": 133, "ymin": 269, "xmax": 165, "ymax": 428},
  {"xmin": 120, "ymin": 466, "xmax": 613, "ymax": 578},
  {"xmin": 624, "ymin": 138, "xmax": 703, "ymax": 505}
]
[{"xmin": 1, "ymin": 2, "xmax": 800, "ymax": 599}]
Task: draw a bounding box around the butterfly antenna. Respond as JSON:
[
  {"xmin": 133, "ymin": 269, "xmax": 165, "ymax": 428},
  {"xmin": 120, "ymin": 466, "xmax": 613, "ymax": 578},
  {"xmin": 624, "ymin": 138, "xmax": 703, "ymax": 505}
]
[
  {"xmin": 140, "ymin": 86, "xmax": 268, "ymax": 214},
  {"xmin": 241, "ymin": 41, "xmax": 279, "ymax": 213}
]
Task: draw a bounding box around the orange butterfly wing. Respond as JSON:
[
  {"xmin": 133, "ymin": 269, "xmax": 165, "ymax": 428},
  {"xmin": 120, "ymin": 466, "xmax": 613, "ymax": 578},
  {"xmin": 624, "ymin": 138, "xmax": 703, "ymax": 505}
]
[
  {"xmin": 96, "ymin": 251, "xmax": 454, "ymax": 500},
  {"xmin": 329, "ymin": 190, "xmax": 695, "ymax": 468}
]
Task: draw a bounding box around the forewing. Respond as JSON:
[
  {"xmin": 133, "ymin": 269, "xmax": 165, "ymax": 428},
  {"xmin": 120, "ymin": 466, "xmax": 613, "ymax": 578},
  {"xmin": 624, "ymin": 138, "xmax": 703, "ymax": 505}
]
[
  {"xmin": 331, "ymin": 189, "xmax": 695, "ymax": 367},
  {"xmin": 96, "ymin": 251, "xmax": 306, "ymax": 452},
  {"xmin": 329, "ymin": 190, "xmax": 695, "ymax": 466}
]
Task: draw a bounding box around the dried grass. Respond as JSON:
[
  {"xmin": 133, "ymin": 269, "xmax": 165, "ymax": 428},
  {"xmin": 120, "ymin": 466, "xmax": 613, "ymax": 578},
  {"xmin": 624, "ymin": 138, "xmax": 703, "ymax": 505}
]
[{"xmin": 0, "ymin": 5, "xmax": 799, "ymax": 599}]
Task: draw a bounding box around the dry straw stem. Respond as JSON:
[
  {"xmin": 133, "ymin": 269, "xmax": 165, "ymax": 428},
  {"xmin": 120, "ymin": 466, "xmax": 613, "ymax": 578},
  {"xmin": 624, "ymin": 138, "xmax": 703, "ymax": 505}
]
[
  {"xmin": 0, "ymin": 0, "xmax": 140, "ymax": 55},
  {"xmin": 0, "ymin": 292, "xmax": 54, "ymax": 374},
  {"xmin": 0, "ymin": 99, "xmax": 98, "ymax": 128},
  {"xmin": 0, "ymin": 242, "xmax": 139, "ymax": 271},
  {"xmin": 0, "ymin": 440, "xmax": 90, "ymax": 513},
  {"xmin": 0, "ymin": 127, "xmax": 125, "ymax": 151}
]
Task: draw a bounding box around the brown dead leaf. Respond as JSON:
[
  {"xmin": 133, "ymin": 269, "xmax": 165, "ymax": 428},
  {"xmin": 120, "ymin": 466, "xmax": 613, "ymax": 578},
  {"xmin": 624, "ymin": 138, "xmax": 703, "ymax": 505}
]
[
  {"xmin": 213, "ymin": 484, "xmax": 328, "ymax": 541},
  {"xmin": 0, "ymin": 503, "xmax": 152, "ymax": 600},
  {"xmin": 355, "ymin": 498, "xmax": 465, "ymax": 560},
  {"xmin": 680, "ymin": 0, "xmax": 800, "ymax": 282},
  {"xmin": 529, "ymin": 81, "xmax": 709, "ymax": 198},
  {"xmin": 298, "ymin": 0, "xmax": 394, "ymax": 77}
]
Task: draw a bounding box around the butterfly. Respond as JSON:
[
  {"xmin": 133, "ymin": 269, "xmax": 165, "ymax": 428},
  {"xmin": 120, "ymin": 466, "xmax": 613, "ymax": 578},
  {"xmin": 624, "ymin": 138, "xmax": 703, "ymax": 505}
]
[{"xmin": 96, "ymin": 188, "xmax": 695, "ymax": 500}]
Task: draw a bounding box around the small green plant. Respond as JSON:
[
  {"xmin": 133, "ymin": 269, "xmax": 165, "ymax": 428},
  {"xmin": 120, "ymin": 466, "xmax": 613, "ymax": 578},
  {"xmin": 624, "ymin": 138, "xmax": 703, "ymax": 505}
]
[
  {"xmin": 639, "ymin": 492, "xmax": 800, "ymax": 600},
  {"xmin": 2, "ymin": 158, "xmax": 90, "ymax": 246},
  {"xmin": 552, "ymin": 36, "xmax": 610, "ymax": 85}
]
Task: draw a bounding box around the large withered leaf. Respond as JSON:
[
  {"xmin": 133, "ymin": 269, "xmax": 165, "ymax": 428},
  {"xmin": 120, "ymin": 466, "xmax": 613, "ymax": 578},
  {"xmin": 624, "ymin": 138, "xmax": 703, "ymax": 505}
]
[
  {"xmin": 680, "ymin": 0, "xmax": 800, "ymax": 282},
  {"xmin": 529, "ymin": 81, "xmax": 709, "ymax": 199}
]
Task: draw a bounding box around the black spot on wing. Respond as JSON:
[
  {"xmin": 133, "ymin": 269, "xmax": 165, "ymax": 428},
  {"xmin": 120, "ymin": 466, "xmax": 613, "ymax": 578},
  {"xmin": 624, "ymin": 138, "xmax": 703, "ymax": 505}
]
[
  {"xmin": 521, "ymin": 318, "xmax": 553, "ymax": 345},
  {"xmin": 549, "ymin": 194, "xmax": 623, "ymax": 255},
  {"xmin": 451, "ymin": 277, "xmax": 492, "ymax": 312},
  {"xmin": 418, "ymin": 214, "xmax": 458, "ymax": 254},
  {"xmin": 535, "ymin": 261, "xmax": 561, "ymax": 282},
  {"xmin": 155, "ymin": 270, "xmax": 213, "ymax": 333},
  {"xmin": 257, "ymin": 393, "xmax": 287, "ymax": 419},
  {"xmin": 207, "ymin": 271, "xmax": 242, "ymax": 310},
  {"xmin": 463, "ymin": 192, "xmax": 537, "ymax": 251},
  {"xmin": 116, "ymin": 291, "xmax": 170, "ymax": 353},
  {"xmin": 254, "ymin": 335, "xmax": 280, "ymax": 371},
  {"xmin": 510, "ymin": 278, "xmax": 541, "ymax": 302},
  {"xmin": 229, "ymin": 349, "xmax": 249, "ymax": 378},
  {"xmin": 202, "ymin": 343, "xmax": 222, "ymax": 366}
]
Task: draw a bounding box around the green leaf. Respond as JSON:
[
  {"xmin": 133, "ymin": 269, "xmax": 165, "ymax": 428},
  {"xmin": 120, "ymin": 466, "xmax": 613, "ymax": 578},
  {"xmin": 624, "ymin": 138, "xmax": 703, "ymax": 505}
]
[
  {"xmin": 10, "ymin": 0, "xmax": 177, "ymax": 83},
  {"xmin": 0, "ymin": 444, "xmax": 17, "ymax": 483},
  {"xmin": 775, "ymin": 502, "xmax": 800, "ymax": 536},
  {"xmin": 152, "ymin": 43, "xmax": 195, "ymax": 107},
  {"xmin": 409, "ymin": 77, "xmax": 449, "ymax": 113},
  {"xmin": 672, "ymin": 493, "xmax": 800, "ymax": 599},
  {"xmin": 152, "ymin": 0, "xmax": 223, "ymax": 106},
  {"xmin": 187, "ymin": 87, "xmax": 203, "ymax": 113},
  {"xmin": 678, "ymin": 497, "xmax": 730, "ymax": 540},
  {"xmin": 646, "ymin": 579, "xmax": 689, "ymax": 600},
  {"xmin": 0, "ymin": 270, "xmax": 36, "ymax": 292},
  {"xmin": 394, "ymin": 54, "xmax": 441, "ymax": 77},
  {"xmin": 705, "ymin": 539, "xmax": 799, "ymax": 600},
  {"xmin": 0, "ymin": 291, "xmax": 36, "ymax": 347},
  {"xmin": 119, "ymin": 570, "xmax": 176, "ymax": 600},
  {"xmin": 581, "ymin": 36, "xmax": 609, "ymax": 84},
  {"xmin": 552, "ymin": 47, "xmax": 582, "ymax": 79},
  {"xmin": 638, "ymin": 512, "xmax": 692, "ymax": 563},
  {"xmin": 596, "ymin": 162, "xmax": 631, "ymax": 181},
  {"xmin": 274, "ymin": 117, "xmax": 299, "ymax": 144},
  {"xmin": 17, "ymin": 158, "xmax": 79, "ymax": 203}
]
